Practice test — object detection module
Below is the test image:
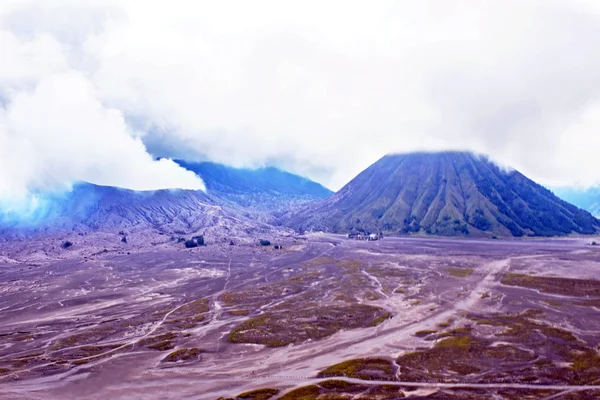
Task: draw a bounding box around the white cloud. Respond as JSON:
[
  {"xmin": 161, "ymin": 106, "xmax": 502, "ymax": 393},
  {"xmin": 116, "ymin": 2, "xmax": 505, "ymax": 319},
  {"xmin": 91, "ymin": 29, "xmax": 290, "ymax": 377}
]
[
  {"xmin": 1, "ymin": 0, "xmax": 600, "ymax": 193},
  {"xmin": 0, "ymin": 3, "xmax": 204, "ymax": 198},
  {"xmin": 0, "ymin": 71, "xmax": 204, "ymax": 198}
]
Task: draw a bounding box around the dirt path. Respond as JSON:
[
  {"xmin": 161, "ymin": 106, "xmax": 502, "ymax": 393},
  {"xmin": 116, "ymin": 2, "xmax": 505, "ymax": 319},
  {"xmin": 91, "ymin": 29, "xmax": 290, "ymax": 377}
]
[
  {"xmin": 184, "ymin": 374, "xmax": 600, "ymax": 400},
  {"xmin": 1, "ymin": 295, "xmax": 209, "ymax": 379},
  {"xmin": 235, "ymin": 375, "xmax": 600, "ymax": 392}
]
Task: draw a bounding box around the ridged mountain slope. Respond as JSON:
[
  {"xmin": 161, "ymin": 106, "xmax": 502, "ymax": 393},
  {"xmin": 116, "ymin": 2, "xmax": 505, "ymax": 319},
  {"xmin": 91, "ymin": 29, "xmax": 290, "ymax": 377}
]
[
  {"xmin": 284, "ymin": 152, "xmax": 600, "ymax": 237},
  {"xmin": 0, "ymin": 160, "xmax": 332, "ymax": 237},
  {"xmin": 176, "ymin": 160, "xmax": 332, "ymax": 212},
  {"xmin": 0, "ymin": 183, "xmax": 272, "ymax": 238}
]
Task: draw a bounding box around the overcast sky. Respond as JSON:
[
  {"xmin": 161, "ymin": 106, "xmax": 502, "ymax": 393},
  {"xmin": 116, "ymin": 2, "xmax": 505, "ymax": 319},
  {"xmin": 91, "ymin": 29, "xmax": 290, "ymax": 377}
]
[{"xmin": 1, "ymin": 0, "xmax": 600, "ymax": 199}]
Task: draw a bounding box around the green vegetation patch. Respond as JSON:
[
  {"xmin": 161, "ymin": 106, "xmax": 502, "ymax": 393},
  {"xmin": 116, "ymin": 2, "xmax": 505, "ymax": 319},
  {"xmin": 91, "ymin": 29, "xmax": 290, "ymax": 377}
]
[
  {"xmin": 318, "ymin": 379, "xmax": 370, "ymax": 392},
  {"xmin": 53, "ymin": 332, "xmax": 110, "ymax": 350},
  {"xmin": 235, "ymin": 388, "xmax": 280, "ymax": 400},
  {"xmin": 229, "ymin": 309, "xmax": 251, "ymax": 316},
  {"xmin": 278, "ymin": 385, "xmax": 321, "ymax": 400},
  {"xmin": 414, "ymin": 329, "xmax": 437, "ymax": 337},
  {"xmin": 163, "ymin": 348, "xmax": 203, "ymax": 362},
  {"xmin": 147, "ymin": 340, "xmax": 174, "ymax": 351},
  {"xmin": 559, "ymin": 390, "xmax": 600, "ymax": 400},
  {"xmin": 399, "ymin": 311, "xmax": 600, "ymax": 384},
  {"xmin": 51, "ymin": 317, "xmax": 154, "ymax": 350},
  {"xmin": 165, "ymin": 315, "xmax": 206, "ymax": 330},
  {"xmin": 501, "ymin": 273, "xmax": 600, "ymax": 296},
  {"xmin": 52, "ymin": 343, "xmax": 124, "ymax": 361},
  {"xmin": 572, "ymin": 299, "xmax": 600, "ymax": 309},
  {"xmin": 138, "ymin": 332, "xmax": 177, "ymax": 351},
  {"xmin": 542, "ymin": 299, "xmax": 562, "ymax": 307},
  {"xmin": 163, "ymin": 298, "xmax": 210, "ymax": 330},
  {"xmin": 370, "ymin": 312, "xmax": 392, "ymax": 326},
  {"xmin": 318, "ymin": 358, "xmax": 396, "ymax": 380},
  {"xmin": 228, "ymin": 305, "xmax": 390, "ymax": 347},
  {"xmin": 366, "ymin": 266, "xmax": 407, "ymax": 278},
  {"xmin": 437, "ymin": 326, "xmax": 473, "ymax": 338},
  {"xmin": 364, "ymin": 290, "xmax": 383, "ymax": 301},
  {"xmin": 397, "ymin": 329, "xmax": 533, "ymax": 382},
  {"xmin": 12, "ymin": 334, "xmax": 36, "ymax": 342},
  {"xmin": 176, "ymin": 298, "xmax": 210, "ymax": 315},
  {"xmin": 15, "ymin": 351, "xmax": 43, "ymax": 359},
  {"xmin": 447, "ymin": 267, "xmax": 474, "ymax": 278},
  {"xmin": 335, "ymin": 259, "xmax": 365, "ymax": 270},
  {"xmin": 10, "ymin": 359, "xmax": 30, "ymax": 368},
  {"xmin": 437, "ymin": 320, "xmax": 453, "ymax": 329},
  {"xmin": 278, "ymin": 380, "xmax": 406, "ymax": 399},
  {"xmin": 222, "ymin": 273, "xmax": 320, "ymax": 307}
]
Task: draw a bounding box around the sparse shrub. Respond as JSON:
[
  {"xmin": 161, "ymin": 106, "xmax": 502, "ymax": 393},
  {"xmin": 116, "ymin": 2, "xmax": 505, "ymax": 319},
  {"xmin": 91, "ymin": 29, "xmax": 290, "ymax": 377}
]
[
  {"xmin": 259, "ymin": 239, "xmax": 271, "ymax": 246},
  {"xmin": 447, "ymin": 267, "xmax": 474, "ymax": 278},
  {"xmin": 229, "ymin": 240, "xmax": 235, "ymax": 246},
  {"xmin": 591, "ymin": 241, "xmax": 598, "ymax": 246},
  {"xmin": 121, "ymin": 236, "xmax": 127, "ymax": 243},
  {"xmin": 236, "ymin": 388, "xmax": 280, "ymax": 399},
  {"xmin": 62, "ymin": 241, "xmax": 73, "ymax": 249},
  {"xmin": 163, "ymin": 348, "xmax": 203, "ymax": 362},
  {"xmin": 415, "ymin": 329, "xmax": 437, "ymax": 337},
  {"xmin": 193, "ymin": 235, "xmax": 205, "ymax": 246},
  {"xmin": 184, "ymin": 240, "xmax": 198, "ymax": 248},
  {"xmin": 147, "ymin": 340, "xmax": 174, "ymax": 351},
  {"xmin": 177, "ymin": 237, "xmax": 185, "ymax": 243},
  {"xmin": 317, "ymin": 358, "xmax": 396, "ymax": 380},
  {"xmin": 274, "ymin": 244, "xmax": 281, "ymax": 250}
]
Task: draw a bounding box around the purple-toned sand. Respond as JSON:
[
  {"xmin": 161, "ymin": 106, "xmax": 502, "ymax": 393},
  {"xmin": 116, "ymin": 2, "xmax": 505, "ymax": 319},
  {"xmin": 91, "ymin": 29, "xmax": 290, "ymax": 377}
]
[{"xmin": 1, "ymin": 234, "xmax": 600, "ymax": 399}]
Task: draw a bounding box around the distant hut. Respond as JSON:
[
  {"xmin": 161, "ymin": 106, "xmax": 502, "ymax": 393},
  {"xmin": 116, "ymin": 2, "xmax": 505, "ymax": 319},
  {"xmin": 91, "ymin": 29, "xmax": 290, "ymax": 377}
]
[{"xmin": 368, "ymin": 233, "xmax": 378, "ymax": 241}]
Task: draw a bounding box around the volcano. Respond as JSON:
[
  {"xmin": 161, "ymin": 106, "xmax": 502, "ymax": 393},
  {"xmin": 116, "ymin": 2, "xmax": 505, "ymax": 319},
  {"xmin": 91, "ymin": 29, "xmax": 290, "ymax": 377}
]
[{"xmin": 284, "ymin": 152, "xmax": 600, "ymax": 237}]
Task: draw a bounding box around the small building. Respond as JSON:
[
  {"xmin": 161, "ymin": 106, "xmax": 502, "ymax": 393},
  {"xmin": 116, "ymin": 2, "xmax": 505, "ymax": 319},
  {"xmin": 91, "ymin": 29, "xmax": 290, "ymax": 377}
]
[{"xmin": 368, "ymin": 233, "xmax": 379, "ymax": 241}]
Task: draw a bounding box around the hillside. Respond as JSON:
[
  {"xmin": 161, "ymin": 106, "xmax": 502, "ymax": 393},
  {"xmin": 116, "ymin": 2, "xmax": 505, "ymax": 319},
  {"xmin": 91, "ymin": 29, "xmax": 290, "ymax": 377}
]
[
  {"xmin": 175, "ymin": 160, "xmax": 332, "ymax": 212},
  {"xmin": 0, "ymin": 160, "xmax": 333, "ymax": 239},
  {"xmin": 0, "ymin": 183, "xmax": 273, "ymax": 239},
  {"xmin": 283, "ymin": 152, "xmax": 600, "ymax": 237}
]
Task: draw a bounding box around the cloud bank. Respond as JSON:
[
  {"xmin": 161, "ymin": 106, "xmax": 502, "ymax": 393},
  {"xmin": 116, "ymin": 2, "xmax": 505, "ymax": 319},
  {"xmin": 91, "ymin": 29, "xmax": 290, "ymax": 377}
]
[{"xmin": 2, "ymin": 0, "xmax": 600, "ymax": 194}]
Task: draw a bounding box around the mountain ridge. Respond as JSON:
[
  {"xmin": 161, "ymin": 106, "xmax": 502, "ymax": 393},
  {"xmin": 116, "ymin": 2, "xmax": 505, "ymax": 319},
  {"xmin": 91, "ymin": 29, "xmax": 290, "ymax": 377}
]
[{"xmin": 175, "ymin": 160, "xmax": 332, "ymax": 213}]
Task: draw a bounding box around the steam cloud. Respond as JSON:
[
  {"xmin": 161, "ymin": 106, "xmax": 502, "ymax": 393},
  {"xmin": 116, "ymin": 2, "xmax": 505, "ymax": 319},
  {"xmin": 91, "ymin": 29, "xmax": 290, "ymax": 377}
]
[{"xmin": 2, "ymin": 0, "xmax": 600, "ymax": 197}]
